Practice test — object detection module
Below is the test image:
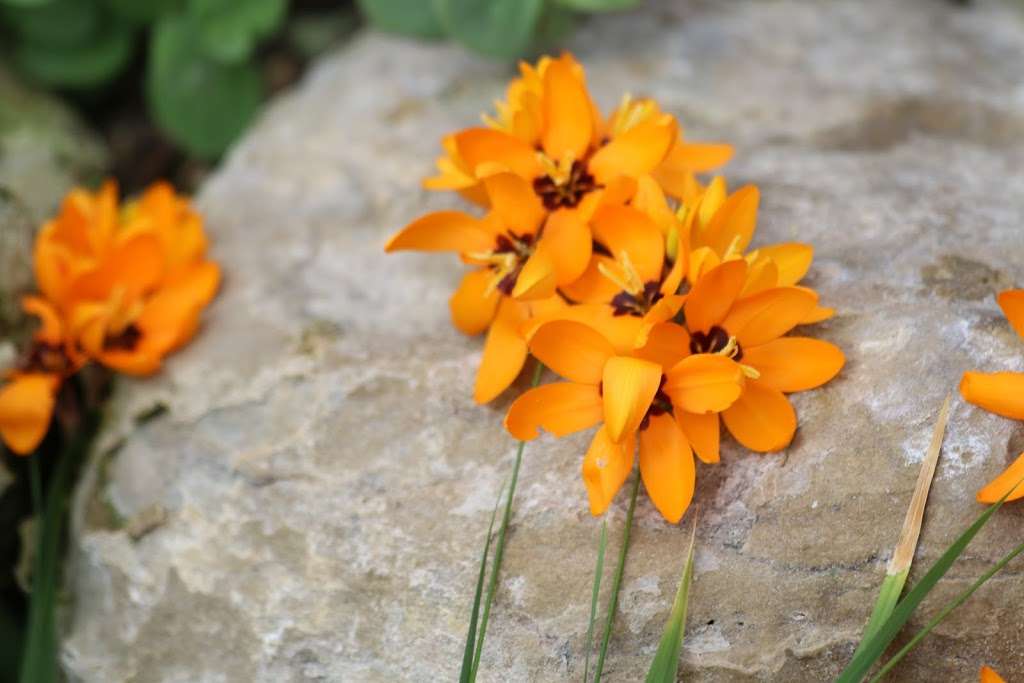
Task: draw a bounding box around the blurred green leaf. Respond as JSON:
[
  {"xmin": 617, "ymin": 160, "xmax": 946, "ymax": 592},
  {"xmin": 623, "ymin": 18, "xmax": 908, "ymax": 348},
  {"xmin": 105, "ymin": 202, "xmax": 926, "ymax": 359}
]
[
  {"xmin": 533, "ymin": 2, "xmax": 577, "ymax": 50},
  {"xmin": 286, "ymin": 9, "xmax": 359, "ymax": 60},
  {"xmin": 356, "ymin": 0, "xmax": 445, "ymax": 39},
  {"xmin": 0, "ymin": 0, "xmax": 51, "ymax": 8},
  {"xmin": 1, "ymin": 0, "xmax": 101, "ymax": 48},
  {"xmin": 12, "ymin": 20, "xmax": 134, "ymax": 88},
  {"xmin": 554, "ymin": 0, "xmax": 638, "ymax": 10},
  {"xmin": 147, "ymin": 15, "xmax": 263, "ymax": 159},
  {"xmin": 101, "ymin": 0, "xmax": 182, "ymax": 23},
  {"xmin": 437, "ymin": 0, "xmax": 544, "ymax": 60},
  {"xmin": 188, "ymin": 0, "xmax": 287, "ymax": 63}
]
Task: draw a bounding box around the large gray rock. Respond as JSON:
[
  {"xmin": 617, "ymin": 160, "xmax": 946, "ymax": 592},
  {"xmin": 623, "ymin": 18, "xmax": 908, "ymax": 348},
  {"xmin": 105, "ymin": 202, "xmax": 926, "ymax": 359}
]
[
  {"xmin": 63, "ymin": 1, "xmax": 1024, "ymax": 680},
  {"xmin": 0, "ymin": 64, "xmax": 107, "ymax": 337}
]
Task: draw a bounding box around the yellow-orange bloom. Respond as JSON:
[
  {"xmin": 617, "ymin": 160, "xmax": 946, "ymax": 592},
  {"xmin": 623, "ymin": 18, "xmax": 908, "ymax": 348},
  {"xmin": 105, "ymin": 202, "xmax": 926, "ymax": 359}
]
[
  {"xmin": 425, "ymin": 52, "xmax": 731, "ymax": 214},
  {"xmin": 961, "ymin": 289, "xmax": 1024, "ymax": 503},
  {"xmin": 980, "ymin": 665, "xmax": 1005, "ymax": 683},
  {"xmin": 504, "ymin": 320, "xmax": 744, "ymax": 522}
]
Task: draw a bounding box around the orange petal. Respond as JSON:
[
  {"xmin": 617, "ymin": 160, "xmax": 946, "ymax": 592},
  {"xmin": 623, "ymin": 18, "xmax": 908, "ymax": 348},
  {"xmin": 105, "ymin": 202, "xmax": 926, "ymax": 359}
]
[
  {"xmin": 664, "ymin": 354, "xmax": 744, "ymax": 414},
  {"xmin": 163, "ymin": 260, "xmax": 221, "ymax": 309},
  {"xmin": 474, "ymin": 298, "xmax": 529, "ymax": 404},
  {"xmin": 687, "ymin": 245, "xmax": 721, "ymax": 285},
  {"xmin": 801, "ymin": 304, "xmax": 835, "ymax": 324},
  {"xmin": 591, "ymin": 205, "xmax": 665, "ymax": 283},
  {"xmin": 997, "ymin": 289, "xmax": 1024, "ymax": 340},
  {"xmin": 449, "ymin": 269, "xmax": 500, "ymax": 335},
  {"xmin": 722, "ymin": 380, "xmax": 797, "ymax": 452},
  {"xmin": 0, "ymin": 374, "xmax": 57, "ymax": 455},
  {"xmin": 541, "ymin": 209, "xmax": 592, "ymax": 286},
  {"xmin": 977, "ymin": 451, "xmax": 1024, "ymax": 504},
  {"xmin": 701, "ymin": 185, "xmax": 759, "ymax": 256},
  {"xmin": 582, "ymin": 425, "xmax": 635, "ymax": 516},
  {"xmin": 677, "ymin": 410, "xmax": 720, "ymax": 464},
  {"xmin": 685, "ymin": 259, "xmax": 748, "ymax": 333},
  {"xmin": 635, "ymin": 294, "xmax": 686, "ymax": 349},
  {"xmin": 739, "ymin": 257, "xmax": 779, "ymax": 298},
  {"xmin": 758, "ymin": 243, "xmax": 813, "ymax": 287},
  {"xmin": 743, "ymin": 338, "xmax": 845, "ymax": 393},
  {"xmin": 504, "ymin": 382, "xmax": 603, "ymax": 441},
  {"xmin": 634, "ymin": 320, "xmax": 690, "ymax": 371},
  {"xmin": 69, "ymin": 233, "xmax": 165, "ymax": 303},
  {"xmin": 560, "ymin": 255, "xmax": 622, "ymax": 304},
  {"xmin": 542, "ymin": 57, "xmax": 593, "ymax": 161},
  {"xmin": 454, "ymin": 128, "xmax": 542, "ymax": 180},
  {"xmin": 483, "ymin": 172, "xmax": 545, "ymax": 235},
  {"xmin": 385, "ymin": 211, "xmax": 495, "ymax": 254},
  {"xmin": 528, "ymin": 320, "xmax": 614, "ymax": 384},
  {"xmin": 590, "ymin": 116, "xmax": 677, "ymax": 185},
  {"xmin": 659, "ymin": 140, "xmax": 734, "ymax": 175},
  {"xmin": 980, "ymin": 666, "xmax": 1007, "ymax": 683},
  {"xmin": 512, "ymin": 249, "xmax": 557, "ymax": 300},
  {"xmin": 639, "ymin": 413, "xmax": 695, "ymax": 523},
  {"xmin": 721, "ymin": 286, "xmax": 817, "ymax": 347},
  {"xmin": 960, "ymin": 371, "xmax": 1024, "ymax": 420},
  {"xmin": 22, "ymin": 296, "xmax": 63, "ymax": 346},
  {"xmin": 522, "ymin": 303, "xmax": 644, "ymax": 355},
  {"xmin": 602, "ymin": 356, "xmax": 662, "ymax": 443},
  {"xmin": 632, "ymin": 175, "xmax": 676, "ymax": 235}
]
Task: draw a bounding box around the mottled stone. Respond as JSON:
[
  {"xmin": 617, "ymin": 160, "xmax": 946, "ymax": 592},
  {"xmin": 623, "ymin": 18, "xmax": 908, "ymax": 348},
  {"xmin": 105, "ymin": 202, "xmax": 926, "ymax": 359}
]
[
  {"xmin": 0, "ymin": 64, "xmax": 107, "ymax": 336},
  {"xmin": 64, "ymin": 1, "xmax": 1024, "ymax": 681}
]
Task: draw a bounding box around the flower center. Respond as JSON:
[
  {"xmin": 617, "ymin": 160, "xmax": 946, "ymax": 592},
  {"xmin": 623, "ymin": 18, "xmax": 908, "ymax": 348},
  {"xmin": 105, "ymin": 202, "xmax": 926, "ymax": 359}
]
[
  {"xmin": 19, "ymin": 342, "xmax": 72, "ymax": 376},
  {"xmin": 469, "ymin": 232, "xmax": 535, "ymax": 295},
  {"xmin": 689, "ymin": 325, "xmax": 742, "ymax": 360},
  {"xmin": 532, "ymin": 159, "xmax": 600, "ymax": 211},
  {"xmin": 104, "ymin": 323, "xmax": 143, "ymax": 352},
  {"xmin": 639, "ymin": 376, "xmax": 672, "ymax": 431},
  {"xmin": 611, "ymin": 281, "xmax": 663, "ymax": 317}
]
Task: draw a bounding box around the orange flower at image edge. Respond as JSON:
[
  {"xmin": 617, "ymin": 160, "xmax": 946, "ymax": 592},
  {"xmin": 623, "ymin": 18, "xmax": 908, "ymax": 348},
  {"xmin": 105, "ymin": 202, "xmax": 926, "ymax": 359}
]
[
  {"xmin": 960, "ymin": 290, "xmax": 1024, "ymax": 503},
  {"xmin": 0, "ymin": 181, "xmax": 221, "ymax": 455},
  {"xmin": 981, "ymin": 665, "xmax": 1006, "ymax": 683}
]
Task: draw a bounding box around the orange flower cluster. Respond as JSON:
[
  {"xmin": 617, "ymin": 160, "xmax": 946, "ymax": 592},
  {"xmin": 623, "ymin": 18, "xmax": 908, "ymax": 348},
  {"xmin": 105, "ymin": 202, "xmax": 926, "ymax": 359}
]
[
  {"xmin": 0, "ymin": 182, "xmax": 220, "ymax": 455},
  {"xmin": 387, "ymin": 53, "xmax": 843, "ymax": 522},
  {"xmin": 960, "ymin": 290, "xmax": 1024, "ymax": 503}
]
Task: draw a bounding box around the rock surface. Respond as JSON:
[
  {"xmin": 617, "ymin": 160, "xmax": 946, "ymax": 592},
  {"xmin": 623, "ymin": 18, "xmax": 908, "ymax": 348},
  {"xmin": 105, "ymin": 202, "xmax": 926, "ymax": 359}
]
[
  {"xmin": 63, "ymin": 1, "xmax": 1024, "ymax": 680},
  {"xmin": 0, "ymin": 64, "xmax": 107, "ymax": 337}
]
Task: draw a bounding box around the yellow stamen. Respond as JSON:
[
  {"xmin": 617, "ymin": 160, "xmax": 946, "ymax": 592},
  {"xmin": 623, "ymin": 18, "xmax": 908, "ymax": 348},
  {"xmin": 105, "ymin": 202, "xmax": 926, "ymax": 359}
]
[
  {"xmin": 740, "ymin": 364, "xmax": 761, "ymax": 380},
  {"xmin": 715, "ymin": 335, "xmax": 739, "ymax": 359},
  {"xmin": 723, "ymin": 234, "xmax": 743, "ymax": 260},
  {"xmin": 597, "ymin": 250, "xmax": 644, "ymax": 296}
]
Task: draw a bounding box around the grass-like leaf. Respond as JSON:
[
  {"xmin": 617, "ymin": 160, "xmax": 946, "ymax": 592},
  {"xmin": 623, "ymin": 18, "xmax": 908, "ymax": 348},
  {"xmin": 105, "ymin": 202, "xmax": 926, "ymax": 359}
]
[
  {"xmin": 645, "ymin": 517, "xmax": 697, "ymax": 683},
  {"xmin": 458, "ymin": 481, "xmax": 506, "ymax": 682},
  {"xmin": 835, "ymin": 474, "xmax": 1024, "ymax": 683},
  {"xmin": 582, "ymin": 519, "xmax": 607, "ymax": 683},
  {"xmin": 592, "ymin": 471, "xmax": 642, "ymax": 683},
  {"xmin": 854, "ymin": 395, "xmax": 950, "ymax": 656},
  {"xmin": 868, "ymin": 536, "xmax": 1024, "ymax": 682},
  {"xmin": 466, "ymin": 361, "xmax": 544, "ymax": 681}
]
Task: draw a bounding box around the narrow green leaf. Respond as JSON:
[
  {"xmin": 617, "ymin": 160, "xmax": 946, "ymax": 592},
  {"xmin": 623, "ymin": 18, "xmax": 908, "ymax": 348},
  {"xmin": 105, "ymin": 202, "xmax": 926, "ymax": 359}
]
[
  {"xmin": 869, "ymin": 537, "xmax": 1024, "ymax": 682},
  {"xmin": 468, "ymin": 361, "xmax": 545, "ymax": 681},
  {"xmin": 592, "ymin": 470, "xmax": 642, "ymax": 683},
  {"xmin": 20, "ymin": 413, "xmax": 99, "ymax": 683},
  {"xmin": 582, "ymin": 519, "xmax": 607, "ymax": 683},
  {"xmin": 835, "ymin": 476, "xmax": 1024, "ymax": 683},
  {"xmin": 645, "ymin": 518, "xmax": 697, "ymax": 683},
  {"xmin": 147, "ymin": 15, "xmax": 263, "ymax": 159},
  {"xmin": 436, "ymin": 0, "xmax": 544, "ymax": 60},
  {"xmin": 854, "ymin": 395, "xmax": 950, "ymax": 656},
  {"xmin": 356, "ymin": 0, "xmax": 446, "ymax": 39},
  {"xmin": 458, "ymin": 480, "xmax": 505, "ymax": 683}
]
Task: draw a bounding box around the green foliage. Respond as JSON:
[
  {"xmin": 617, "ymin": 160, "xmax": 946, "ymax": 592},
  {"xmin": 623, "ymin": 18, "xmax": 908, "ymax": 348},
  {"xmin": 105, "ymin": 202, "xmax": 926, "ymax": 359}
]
[
  {"xmin": 356, "ymin": 0, "xmax": 445, "ymax": 39},
  {"xmin": 645, "ymin": 522, "xmax": 697, "ymax": 683},
  {"xmin": 358, "ymin": 0, "xmax": 641, "ymax": 61},
  {"xmin": 189, "ymin": 0, "xmax": 287, "ymax": 63},
  {"xmin": 12, "ymin": 20, "xmax": 134, "ymax": 88},
  {"xmin": 148, "ymin": 16, "xmax": 263, "ymax": 160},
  {"xmin": 436, "ymin": 0, "xmax": 545, "ymax": 59}
]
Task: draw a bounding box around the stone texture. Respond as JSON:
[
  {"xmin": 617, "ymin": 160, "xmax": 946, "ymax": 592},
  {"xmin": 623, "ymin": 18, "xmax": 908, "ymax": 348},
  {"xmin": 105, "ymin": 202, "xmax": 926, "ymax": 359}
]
[
  {"xmin": 63, "ymin": 1, "xmax": 1024, "ymax": 680},
  {"xmin": 0, "ymin": 64, "xmax": 107, "ymax": 337}
]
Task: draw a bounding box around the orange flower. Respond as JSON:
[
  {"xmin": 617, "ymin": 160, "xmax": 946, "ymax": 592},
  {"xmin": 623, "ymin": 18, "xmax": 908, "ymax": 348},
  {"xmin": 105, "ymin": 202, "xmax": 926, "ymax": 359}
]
[
  {"xmin": 0, "ymin": 297, "xmax": 76, "ymax": 455},
  {"xmin": 980, "ymin": 666, "xmax": 1005, "ymax": 683},
  {"xmin": 961, "ymin": 290, "xmax": 1024, "ymax": 503},
  {"xmin": 504, "ymin": 320, "xmax": 744, "ymax": 522},
  {"xmin": 425, "ymin": 52, "xmax": 730, "ymax": 221},
  {"xmin": 661, "ymin": 259, "xmax": 845, "ymax": 453}
]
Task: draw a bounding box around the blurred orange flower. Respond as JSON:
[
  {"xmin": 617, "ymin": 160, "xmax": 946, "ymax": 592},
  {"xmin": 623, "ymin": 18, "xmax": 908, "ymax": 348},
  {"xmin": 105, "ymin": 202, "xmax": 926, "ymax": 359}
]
[
  {"xmin": 0, "ymin": 181, "xmax": 220, "ymax": 455},
  {"xmin": 504, "ymin": 320, "xmax": 743, "ymax": 522},
  {"xmin": 961, "ymin": 290, "xmax": 1024, "ymax": 503},
  {"xmin": 980, "ymin": 665, "xmax": 1005, "ymax": 683}
]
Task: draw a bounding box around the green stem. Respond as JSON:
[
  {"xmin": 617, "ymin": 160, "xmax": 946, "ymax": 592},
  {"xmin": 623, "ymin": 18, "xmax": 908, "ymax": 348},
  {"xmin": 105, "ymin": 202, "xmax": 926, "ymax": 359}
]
[
  {"xmin": 583, "ymin": 519, "xmax": 608, "ymax": 683},
  {"xmin": 28, "ymin": 456, "xmax": 42, "ymax": 519},
  {"xmin": 853, "ymin": 568, "xmax": 909, "ymax": 660},
  {"xmin": 469, "ymin": 361, "xmax": 545, "ymax": 680},
  {"xmin": 592, "ymin": 470, "xmax": 642, "ymax": 683},
  {"xmin": 869, "ymin": 538, "xmax": 1024, "ymax": 682},
  {"xmin": 21, "ymin": 412, "xmax": 97, "ymax": 683}
]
